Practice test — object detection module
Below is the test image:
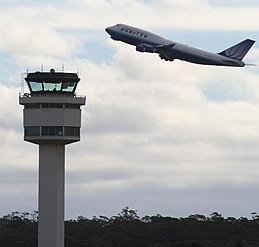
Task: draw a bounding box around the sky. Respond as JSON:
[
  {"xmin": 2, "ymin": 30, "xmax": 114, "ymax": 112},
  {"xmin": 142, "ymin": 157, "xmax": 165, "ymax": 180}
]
[{"xmin": 1, "ymin": 0, "xmax": 259, "ymax": 220}]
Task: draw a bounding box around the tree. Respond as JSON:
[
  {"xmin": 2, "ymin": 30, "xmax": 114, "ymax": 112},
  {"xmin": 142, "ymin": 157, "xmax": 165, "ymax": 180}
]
[
  {"xmin": 186, "ymin": 241, "xmax": 204, "ymax": 247},
  {"xmin": 209, "ymin": 212, "xmax": 224, "ymax": 221},
  {"xmin": 116, "ymin": 207, "xmax": 140, "ymax": 221}
]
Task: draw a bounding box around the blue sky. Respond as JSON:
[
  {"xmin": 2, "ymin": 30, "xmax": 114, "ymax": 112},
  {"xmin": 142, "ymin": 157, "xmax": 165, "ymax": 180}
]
[{"xmin": 1, "ymin": 0, "xmax": 259, "ymax": 219}]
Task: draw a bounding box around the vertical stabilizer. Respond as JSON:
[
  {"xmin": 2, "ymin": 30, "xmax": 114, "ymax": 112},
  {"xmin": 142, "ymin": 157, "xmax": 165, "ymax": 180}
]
[{"xmin": 218, "ymin": 39, "xmax": 255, "ymax": 61}]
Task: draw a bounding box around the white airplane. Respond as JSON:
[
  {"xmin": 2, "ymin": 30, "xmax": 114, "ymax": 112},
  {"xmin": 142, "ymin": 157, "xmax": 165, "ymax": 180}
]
[{"xmin": 105, "ymin": 23, "xmax": 255, "ymax": 67}]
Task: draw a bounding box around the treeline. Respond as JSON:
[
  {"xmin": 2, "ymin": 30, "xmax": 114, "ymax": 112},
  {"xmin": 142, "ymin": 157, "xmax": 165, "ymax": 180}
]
[{"xmin": 1, "ymin": 207, "xmax": 259, "ymax": 247}]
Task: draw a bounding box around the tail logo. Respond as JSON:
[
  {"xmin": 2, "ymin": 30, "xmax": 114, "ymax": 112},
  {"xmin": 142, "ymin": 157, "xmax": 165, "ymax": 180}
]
[{"xmin": 219, "ymin": 39, "xmax": 255, "ymax": 61}]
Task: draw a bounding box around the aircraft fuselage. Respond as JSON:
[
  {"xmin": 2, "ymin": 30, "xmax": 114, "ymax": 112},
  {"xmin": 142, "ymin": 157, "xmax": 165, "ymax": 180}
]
[{"xmin": 106, "ymin": 24, "xmax": 255, "ymax": 67}]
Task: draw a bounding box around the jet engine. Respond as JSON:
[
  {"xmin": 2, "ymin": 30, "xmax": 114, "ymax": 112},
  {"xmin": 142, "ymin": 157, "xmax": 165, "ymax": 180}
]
[
  {"xmin": 159, "ymin": 54, "xmax": 174, "ymax": 62},
  {"xmin": 136, "ymin": 44, "xmax": 156, "ymax": 53}
]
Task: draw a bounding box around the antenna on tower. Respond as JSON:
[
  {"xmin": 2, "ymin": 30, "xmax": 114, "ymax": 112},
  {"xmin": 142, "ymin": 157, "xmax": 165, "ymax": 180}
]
[
  {"xmin": 20, "ymin": 73, "xmax": 25, "ymax": 95},
  {"xmin": 62, "ymin": 63, "xmax": 65, "ymax": 72},
  {"xmin": 41, "ymin": 64, "xmax": 44, "ymax": 72}
]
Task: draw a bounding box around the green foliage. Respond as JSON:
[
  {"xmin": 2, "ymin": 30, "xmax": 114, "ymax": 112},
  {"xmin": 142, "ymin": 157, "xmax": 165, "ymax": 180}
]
[
  {"xmin": 0, "ymin": 211, "xmax": 37, "ymax": 247},
  {"xmin": 1, "ymin": 208, "xmax": 259, "ymax": 247},
  {"xmin": 186, "ymin": 241, "xmax": 204, "ymax": 247}
]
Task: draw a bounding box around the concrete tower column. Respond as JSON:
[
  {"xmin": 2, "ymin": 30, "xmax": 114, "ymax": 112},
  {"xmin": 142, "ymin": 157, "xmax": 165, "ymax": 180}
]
[{"xmin": 38, "ymin": 144, "xmax": 65, "ymax": 247}]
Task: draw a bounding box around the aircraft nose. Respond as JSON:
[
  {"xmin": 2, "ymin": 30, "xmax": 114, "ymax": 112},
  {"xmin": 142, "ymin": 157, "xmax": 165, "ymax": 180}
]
[{"xmin": 105, "ymin": 27, "xmax": 112, "ymax": 35}]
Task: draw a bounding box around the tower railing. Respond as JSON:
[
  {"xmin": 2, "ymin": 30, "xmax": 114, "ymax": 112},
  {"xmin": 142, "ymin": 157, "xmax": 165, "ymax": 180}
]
[{"xmin": 19, "ymin": 92, "xmax": 86, "ymax": 98}]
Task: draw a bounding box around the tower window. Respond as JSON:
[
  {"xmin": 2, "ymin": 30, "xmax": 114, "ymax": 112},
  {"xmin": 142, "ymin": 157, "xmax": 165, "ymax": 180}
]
[
  {"xmin": 42, "ymin": 126, "xmax": 63, "ymax": 136},
  {"xmin": 65, "ymin": 104, "xmax": 80, "ymax": 109},
  {"xmin": 25, "ymin": 126, "xmax": 80, "ymax": 137},
  {"xmin": 25, "ymin": 126, "xmax": 40, "ymax": 136},
  {"xmin": 65, "ymin": 127, "xmax": 80, "ymax": 136},
  {"xmin": 25, "ymin": 104, "xmax": 41, "ymax": 109},
  {"xmin": 42, "ymin": 103, "xmax": 63, "ymax": 108}
]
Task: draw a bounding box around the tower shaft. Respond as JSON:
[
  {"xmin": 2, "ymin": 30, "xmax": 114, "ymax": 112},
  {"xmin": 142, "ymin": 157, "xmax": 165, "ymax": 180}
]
[{"xmin": 38, "ymin": 144, "xmax": 65, "ymax": 247}]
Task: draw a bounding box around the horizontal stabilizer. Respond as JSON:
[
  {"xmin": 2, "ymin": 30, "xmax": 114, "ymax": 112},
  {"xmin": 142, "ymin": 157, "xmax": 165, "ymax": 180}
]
[{"xmin": 218, "ymin": 39, "xmax": 255, "ymax": 61}]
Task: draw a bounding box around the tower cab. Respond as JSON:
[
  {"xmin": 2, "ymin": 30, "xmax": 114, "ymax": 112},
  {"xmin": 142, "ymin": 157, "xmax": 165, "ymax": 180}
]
[
  {"xmin": 25, "ymin": 69, "xmax": 80, "ymax": 95},
  {"xmin": 19, "ymin": 69, "xmax": 86, "ymax": 144}
]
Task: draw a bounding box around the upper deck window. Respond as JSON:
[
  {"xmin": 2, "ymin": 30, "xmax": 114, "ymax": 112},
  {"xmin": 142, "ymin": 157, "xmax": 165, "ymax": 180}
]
[{"xmin": 122, "ymin": 28, "xmax": 147, "ymax": 38}]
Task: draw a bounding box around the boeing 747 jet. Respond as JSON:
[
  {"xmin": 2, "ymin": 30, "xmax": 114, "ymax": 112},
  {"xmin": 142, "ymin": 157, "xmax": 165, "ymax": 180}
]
[{"xmin": 105, "ymin": 24, "xmax": 255, "ymax": 67}]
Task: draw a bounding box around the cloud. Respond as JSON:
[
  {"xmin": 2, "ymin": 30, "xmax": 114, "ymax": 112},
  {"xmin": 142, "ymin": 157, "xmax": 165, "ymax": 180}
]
[
  {"xmin": 0, "ymin": 5, "xmax": 79, "ymax": 67},
  {"xmin": 0, "ymin": 0, "xmax": 259, "ymax": 219}
]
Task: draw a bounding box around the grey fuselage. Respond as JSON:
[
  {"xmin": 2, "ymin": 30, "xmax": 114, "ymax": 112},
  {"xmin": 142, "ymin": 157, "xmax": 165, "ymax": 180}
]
[{"xmin": 106, "ymin": 24, "xmax": 246, "ymax": 67}]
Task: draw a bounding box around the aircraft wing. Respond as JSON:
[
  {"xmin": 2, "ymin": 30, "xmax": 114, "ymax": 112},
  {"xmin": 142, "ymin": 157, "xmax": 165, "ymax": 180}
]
[
  {"xmin": 156, "ymin": 43, "xmax": 175, "ymax": 61},
  {"xmin": 135, "ymin": 42, "xmax": 175, "ymax": 61}
]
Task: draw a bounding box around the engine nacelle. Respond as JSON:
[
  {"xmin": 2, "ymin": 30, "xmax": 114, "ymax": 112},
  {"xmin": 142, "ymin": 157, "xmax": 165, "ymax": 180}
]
[
  {"xmin": 136, "ymin": 44, "xmax": 156, "ymax": 53},
  {"xmin": 159, "ymin": 54, "xmax": 174, "ymax": 62}
]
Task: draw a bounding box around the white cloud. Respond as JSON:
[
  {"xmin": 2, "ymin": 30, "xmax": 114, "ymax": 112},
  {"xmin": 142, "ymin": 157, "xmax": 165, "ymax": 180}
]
[{"xmin": 0, "ymin": 0, "xmax": 259, "ymax": 218}]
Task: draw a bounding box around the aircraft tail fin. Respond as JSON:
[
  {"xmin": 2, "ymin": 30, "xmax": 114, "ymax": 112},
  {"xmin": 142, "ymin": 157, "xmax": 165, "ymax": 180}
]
[{"xmin": 218, "ymin": 39, "xmax": 255, "ymax": 61}]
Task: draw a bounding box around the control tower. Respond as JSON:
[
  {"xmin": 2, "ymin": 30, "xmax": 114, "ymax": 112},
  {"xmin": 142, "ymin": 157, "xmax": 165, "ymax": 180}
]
[{"xmin": 19, "ymin": 69, "xmax": 86, "ymax": 247}]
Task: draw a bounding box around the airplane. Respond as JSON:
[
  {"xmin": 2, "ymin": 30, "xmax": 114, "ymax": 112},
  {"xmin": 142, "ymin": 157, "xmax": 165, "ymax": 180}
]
[{"xmin": 105, "ymin": 23, "xmax": 256, "ymax": 67}]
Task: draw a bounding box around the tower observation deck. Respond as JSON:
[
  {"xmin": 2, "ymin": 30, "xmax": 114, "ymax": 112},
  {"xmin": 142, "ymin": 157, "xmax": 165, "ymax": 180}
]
[{"xmin": 19, "ymin": 69, "xmax": 86, "ymax": 247}]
